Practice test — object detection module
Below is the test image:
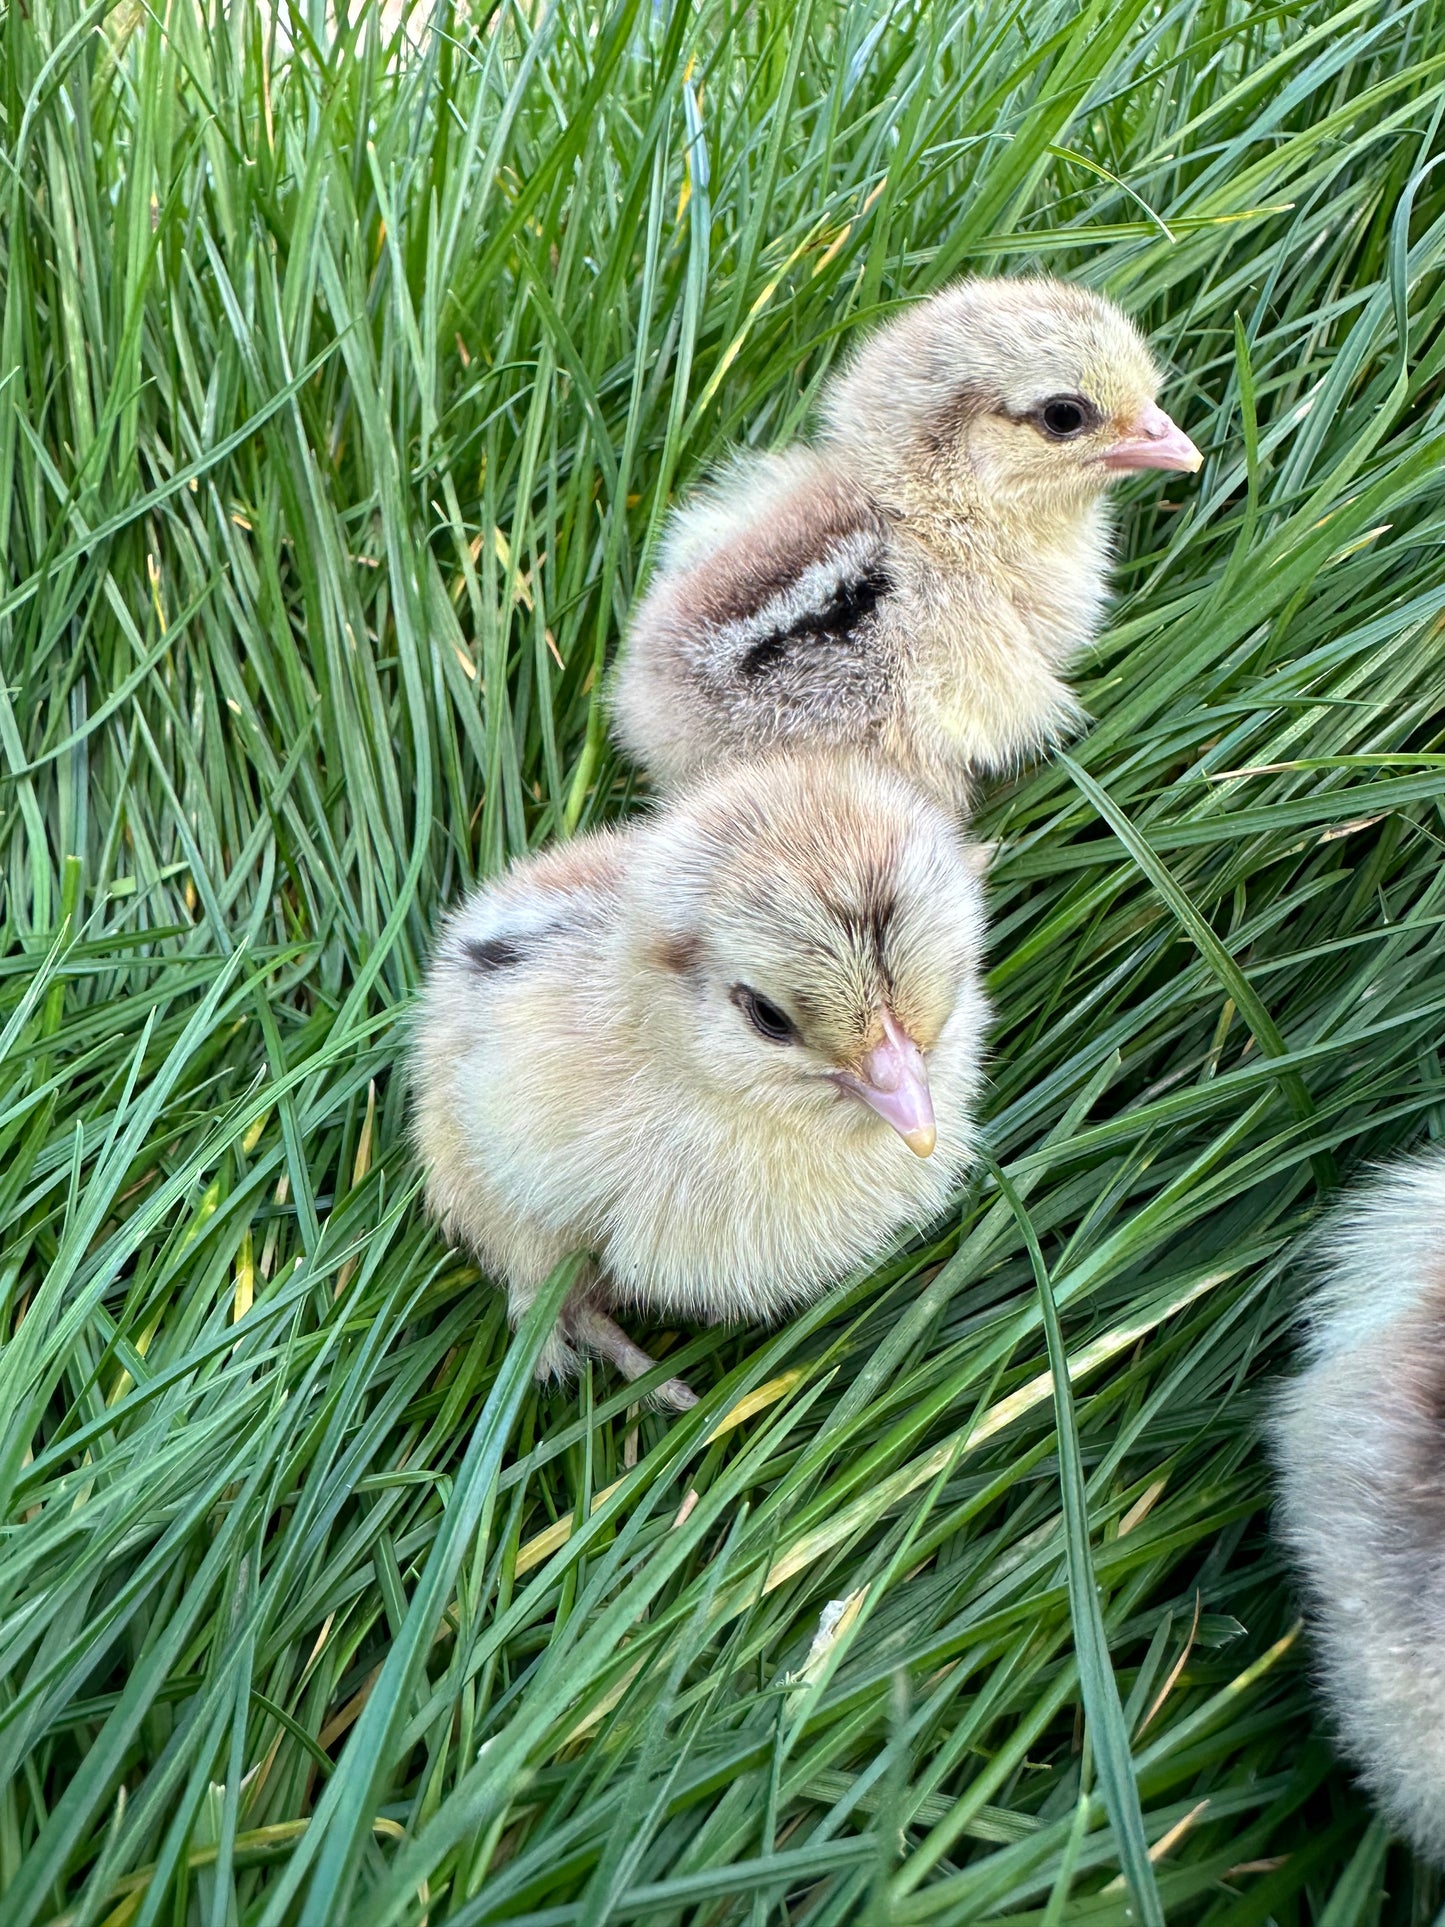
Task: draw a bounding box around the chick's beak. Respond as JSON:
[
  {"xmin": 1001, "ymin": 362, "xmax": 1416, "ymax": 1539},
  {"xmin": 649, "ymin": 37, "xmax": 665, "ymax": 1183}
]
[
  {"xmin": 1099, "ymin": 400, "xmax": 1202, "ymax": 474},
  {"xmin": 836, "ymin": 1007, "xmax": 936, "ymax": 1158}
]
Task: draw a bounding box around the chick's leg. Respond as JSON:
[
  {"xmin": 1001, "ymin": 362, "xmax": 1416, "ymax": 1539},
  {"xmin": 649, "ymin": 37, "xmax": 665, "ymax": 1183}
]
[{"xmin": 563, "ymin": 1301, "xmax": 698, "ymax": 1412}]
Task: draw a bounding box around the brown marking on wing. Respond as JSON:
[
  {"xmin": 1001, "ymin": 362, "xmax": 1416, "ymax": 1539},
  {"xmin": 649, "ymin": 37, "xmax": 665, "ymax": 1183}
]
[
  {"xmin": 680, "ymin": 477, "xmax": 888, "ymax": 632},
  {"xmin": 512, "ymin": 832, "xmax": 629, "ymax": 900},
  {"xmin": 463, "ymin": 933, "xmax": 532, "ymax": 973},
  {"xmin": 739, "ymin": 565, "xmax": 894, "ymax": 678}
]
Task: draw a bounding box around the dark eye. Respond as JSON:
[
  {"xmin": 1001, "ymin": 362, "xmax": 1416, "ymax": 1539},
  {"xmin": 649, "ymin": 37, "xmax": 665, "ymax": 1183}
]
[
  {"xmin": 1038, "ymin": 395, "xmax": 1091, "ymax": 439},
  {"xmin": 730, "ymin": 984, "xmax": 799, "ymax": 1045}
]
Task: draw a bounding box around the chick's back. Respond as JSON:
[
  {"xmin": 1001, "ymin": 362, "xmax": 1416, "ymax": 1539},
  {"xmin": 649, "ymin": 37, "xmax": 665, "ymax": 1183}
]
[
  {"xmin": 1273, "ymin": 1148, "xmax": 1445, "ymax": 1863},
  {"xmin": 412, "ymin": 834, "xmax": 631, "ymax": 1293}
]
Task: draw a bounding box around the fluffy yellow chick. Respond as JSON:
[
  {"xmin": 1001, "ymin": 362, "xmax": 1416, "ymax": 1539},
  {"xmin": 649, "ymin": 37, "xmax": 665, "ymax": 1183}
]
[
  {"xmin": 1273, "ymin": 1147, "xmax": 1445, "ymax": 1862},
  {"xmin": 611, "ymin": 276, "xmax": 1202, "ymax": 812},
  {"xmin": 412, "ymin": 750, "xmax": 989, "ymax": 1408}
]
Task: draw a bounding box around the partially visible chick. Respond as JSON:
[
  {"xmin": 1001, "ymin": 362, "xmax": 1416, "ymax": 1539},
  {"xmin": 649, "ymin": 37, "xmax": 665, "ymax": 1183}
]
[
  {"xmin": 412, "ymin": 750, "xmax": 989, "ymax": 1408},
  {"xmin": 612, "ymin": 276, "xmax": 1202, "ymax": 812},
  {"xmin": 1273, "ymin": 1147, "xmax": 1445, "ymax": 1861}
]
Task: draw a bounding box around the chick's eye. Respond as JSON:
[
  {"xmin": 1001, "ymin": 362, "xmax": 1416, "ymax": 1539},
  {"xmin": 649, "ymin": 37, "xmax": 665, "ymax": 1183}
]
[
  {"xmin": 1039, "ymin": 395, "xmax": 1090, "ymax": 439},
  {"xmin": 731, "ymin": 984, "xmax": 799, "ymax": 1045}
]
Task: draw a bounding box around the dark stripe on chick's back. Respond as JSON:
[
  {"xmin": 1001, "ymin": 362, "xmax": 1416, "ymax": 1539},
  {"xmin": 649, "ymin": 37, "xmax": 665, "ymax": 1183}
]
[
  {"xmin": 463, "ymin": 933, "xmax": 532, "ymax": 973},
  {"xmin": 739, "ymin": 566, "xmax": 894, "ymax": 678}
]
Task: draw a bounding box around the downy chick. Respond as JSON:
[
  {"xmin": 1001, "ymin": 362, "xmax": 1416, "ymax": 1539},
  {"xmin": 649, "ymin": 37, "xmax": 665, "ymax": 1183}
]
[
  {"xmin": 612, "ymin": 276, "xmax": 1202, "ymax": 812},
  {"xmin": 1273, "ymin": 1146, "xmax": 1445, "ymax": 1861},
  {"xmin": 413, "ymin": 750, "xmax": 989, "ymax": 1408}
]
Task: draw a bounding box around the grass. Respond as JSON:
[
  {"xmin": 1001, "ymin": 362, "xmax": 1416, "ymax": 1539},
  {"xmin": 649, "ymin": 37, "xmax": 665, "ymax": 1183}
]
[{"xmin": 3, "ymin": 0, "xmax": 1445, "ymax": 1919}]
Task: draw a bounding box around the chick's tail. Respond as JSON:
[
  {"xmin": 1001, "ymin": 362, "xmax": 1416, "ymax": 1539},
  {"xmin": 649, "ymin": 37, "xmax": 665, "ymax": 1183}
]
[{"xmin": 1273, "ymin": 1145, "xmax": 1445, "ymax": 1861}]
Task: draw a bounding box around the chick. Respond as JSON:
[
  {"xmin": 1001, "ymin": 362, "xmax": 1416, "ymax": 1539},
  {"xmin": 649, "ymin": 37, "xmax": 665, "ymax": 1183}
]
[
  {"xmin": 611, "ymin": 276, "xmax": 1201, "ymax": 812},
  {"xmin": 1272, "ymin": 1147, "xmax": 1445, "ymax": 1861},
  {"xmin": 412, "ymin": 750, "xmax": 989, "ymax": 1408}
]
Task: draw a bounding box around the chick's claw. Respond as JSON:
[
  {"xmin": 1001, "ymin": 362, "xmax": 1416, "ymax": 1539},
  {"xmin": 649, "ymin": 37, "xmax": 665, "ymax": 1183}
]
[{"xmin": 654, "ymin": 1376, "xmax": 700, "ymax": 1413}]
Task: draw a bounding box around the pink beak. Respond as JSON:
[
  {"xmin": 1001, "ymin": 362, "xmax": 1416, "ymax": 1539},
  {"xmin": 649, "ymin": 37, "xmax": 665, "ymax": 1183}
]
[
  {"xmin": 834, "ymin": 1008, "xmax": 936, "ymax": 1158},
  {"xmin": 1099, "ymin": 401, "xmax": 1202, "ymax": 474}
]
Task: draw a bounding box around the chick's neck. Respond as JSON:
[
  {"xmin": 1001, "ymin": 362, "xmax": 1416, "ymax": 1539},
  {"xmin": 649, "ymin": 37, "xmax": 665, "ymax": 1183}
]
[{"xmin": 831, "ymin": 440, "xmax": 1108, "ymax": 566}]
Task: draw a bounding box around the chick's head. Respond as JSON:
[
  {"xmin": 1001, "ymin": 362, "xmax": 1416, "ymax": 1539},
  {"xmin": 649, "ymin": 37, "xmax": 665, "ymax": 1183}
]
[
  {"xmin": 623, "ymin": 752, "xmax": 988, "ymax": 1157},
  {"xmin": 821, "ymin": 276, "xmax": 1201, "ymax": 518}
]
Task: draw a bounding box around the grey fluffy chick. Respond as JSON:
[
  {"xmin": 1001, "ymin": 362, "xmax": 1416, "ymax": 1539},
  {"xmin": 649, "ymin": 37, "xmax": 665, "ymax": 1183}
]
[
  {"xmin": 612, "ymin": 276, "xmax": 1201, "ymax": 812},
  {"xmin": 1273, "ymin": 1146, "xmax": 1445, "ymax": 1861},
  {"xmin": 412, "ymin": 750, "xmax": 989, "ymax": 1409}
]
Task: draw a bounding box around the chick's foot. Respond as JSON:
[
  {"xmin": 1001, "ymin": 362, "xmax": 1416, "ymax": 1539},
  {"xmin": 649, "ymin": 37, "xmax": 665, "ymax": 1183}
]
[{"xmin": 566, "ymin": 1301, "xmax": 699, "ymax": 1411}]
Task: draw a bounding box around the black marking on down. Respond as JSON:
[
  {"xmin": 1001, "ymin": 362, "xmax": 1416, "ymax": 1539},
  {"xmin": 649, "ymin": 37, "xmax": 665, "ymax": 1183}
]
[
  {"xmin": 740, "ymin": 565, "xmax": 893, "ymax": 678},
  {"xmin": 463, "ymin": 933, "xmax": 531, "ymax": 973}
]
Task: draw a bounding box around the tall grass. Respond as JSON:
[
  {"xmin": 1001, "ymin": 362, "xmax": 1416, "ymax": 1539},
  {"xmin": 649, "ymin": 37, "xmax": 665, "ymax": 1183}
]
[{"xmin": 3, "ymin": 0, "xmax": 1445, "ymax": 1920}]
